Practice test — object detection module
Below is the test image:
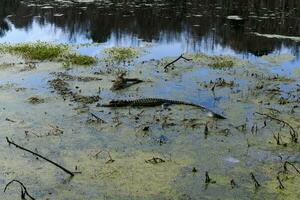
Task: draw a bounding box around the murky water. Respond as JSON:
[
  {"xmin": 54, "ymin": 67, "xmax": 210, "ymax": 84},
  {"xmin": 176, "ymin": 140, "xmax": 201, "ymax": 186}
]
[{"xmin": 0, "ymin": 1, "xmax": 300, "ymax": 200}]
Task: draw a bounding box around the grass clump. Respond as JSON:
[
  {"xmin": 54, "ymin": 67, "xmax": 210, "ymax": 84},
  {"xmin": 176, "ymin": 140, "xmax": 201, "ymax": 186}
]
[
  {"xmin": 104, "ymin": 47, "xmax": 139, "ymax": 62},
  {"xmin": 0, "ymin": 42, "xmax": 97, "ymax": 66},
  {"xmin": 208, "ymin": 56, "xmax": 235, "ymax": 68},
  {"xmin": 66, "ymin": 53, "xmax": 97, "ymax": 66},
  {"xmin": 5, "ymin": 42, "xmax": 67, "ymax": 60},
  {"xmin": 189, "ymin": 53, "xmax": 238, "ymax": 68}
]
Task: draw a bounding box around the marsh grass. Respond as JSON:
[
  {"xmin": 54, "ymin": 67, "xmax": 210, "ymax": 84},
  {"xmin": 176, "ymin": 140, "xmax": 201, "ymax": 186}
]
[
  {"xmin": 189, "ymin": 53, "xmax": 239, "ymax": 68},
  {"xmin": 208, "ymin": 56, "xmax": 235, "ymax": 68},
  {"xmin": 65, "ymin": 53, "xmax": 97, "ymax": 66},
  {"xmin": 104, "ymin": 47, "xmax": 139, "ymax": 62},
  {"xmin": 0, "ymin": 42, "xmax": 97, "ymax": 66}
]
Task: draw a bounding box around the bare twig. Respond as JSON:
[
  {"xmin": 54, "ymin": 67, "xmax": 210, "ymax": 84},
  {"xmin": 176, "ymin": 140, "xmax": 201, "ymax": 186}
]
[
  {"xmin": 6, "ymin": 137, "xmax": 76, "ymax": 176},
  {"xmin": 4, "ymin": 179, "xmax": 35, "ymax": 200},
  {"xmin": 90, "ymin": 113, "xmax": 107, "ymax": 123},
  {"xmin": 164, "ymin": 54, "xmax": 192, "ymax": 72},
  {"xmin": 205, "ymin": 171, "xmax": 211, "ymax": 184},
  {"xmin": 284, "ymin": 161, "xmax": 300, "ymax": 174},
  {"xmin": 230, "ymin": 179, "xmax": 237, "ymax": 189},
  {"xmin": 105, "ymin": 152, "xmax": 115, "ymax": 164},
  {"xmin": 276, "ymin": 175, "xmax": 285, "ymax": 189},
  {"xmin": 204, "ymin": 123, "xmax": 209, "ymax": 139},
  {"xmin": 273, "ymin": 133, "xmax": 281, "ymax": 145},
  {"xmin": 250, "ymin": 172, "xmax": 261, "ymax": 188},
  {"xmin": 255, "ymin": 112, "xmax": 298, "ymax": 143}
]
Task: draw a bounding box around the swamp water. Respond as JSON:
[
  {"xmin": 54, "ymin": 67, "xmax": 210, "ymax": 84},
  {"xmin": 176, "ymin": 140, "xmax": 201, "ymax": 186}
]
[{"xmin": 0, "ymin": 0, "xmax": 300, "ymax": 199}]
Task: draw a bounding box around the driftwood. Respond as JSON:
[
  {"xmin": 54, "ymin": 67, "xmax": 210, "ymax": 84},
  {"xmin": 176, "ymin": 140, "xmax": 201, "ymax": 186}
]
[
  {"xmin": 164, "ymin": 54, "xmax": 192, "ymax": 72},
  {"xmin": 4, "ymin": 179, "xmax": 35, "ymax": 200},
  {"xmin": 111, "ymin": 73, "xmax": 144, "ymax": 90},
  {"xmin": 6, "ymin": 137, "xmax": 77, "ymax": 176}
]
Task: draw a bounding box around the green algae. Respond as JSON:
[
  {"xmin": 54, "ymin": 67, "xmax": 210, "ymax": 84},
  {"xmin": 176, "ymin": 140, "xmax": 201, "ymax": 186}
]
[{"xmin": 0, "ymin": 51, "xmax": 300, "ymax": 199}]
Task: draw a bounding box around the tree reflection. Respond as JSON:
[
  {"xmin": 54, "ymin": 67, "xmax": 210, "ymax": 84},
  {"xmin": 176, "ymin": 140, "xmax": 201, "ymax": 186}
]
[{"xmin": 0, "ymin": 0, "xmax": 299, "ymax": 55}]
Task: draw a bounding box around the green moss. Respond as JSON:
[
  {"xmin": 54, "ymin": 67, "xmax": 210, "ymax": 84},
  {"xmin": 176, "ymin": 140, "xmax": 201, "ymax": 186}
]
[{"xmin": 104, "ymin": 47, "xmax": 139, "ymax": 62}]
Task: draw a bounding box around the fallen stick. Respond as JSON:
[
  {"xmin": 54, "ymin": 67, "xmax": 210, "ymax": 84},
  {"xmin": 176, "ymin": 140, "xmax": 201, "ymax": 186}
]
[
  {"xmin": 90, "ymin": 113, "xmax": 107, "ymax": 123},
  {"xmin": 4, "ymin": 179, "xmax": 35, "ymax": 200},
  {"xmin": 276, "ymin": 175, "xmax": 285, "ymax": 189},
  {"xmin": 250, "ymin": 172, "xmax": 261, "ymax": 188},
  {"xmin": 6, "ymin": 137, "xmax": 75, "ymax": 176},
  {"xmin": 284, "ymin": 161, "xmax": 300, "ymax": 174},
  {"xmin": 255, "ymin": 112, "xmax": 298, "ymax": 143},
  {"xmin": 164, "ymin": 54, "xmax": 192, "ymax": 71}
]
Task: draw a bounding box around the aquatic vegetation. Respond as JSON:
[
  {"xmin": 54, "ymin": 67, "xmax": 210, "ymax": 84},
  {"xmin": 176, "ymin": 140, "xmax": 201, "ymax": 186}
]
[
  {"xmin": 0, "ymin": 42, "xmax": 96, "ymax": 66},
  {"xmin": 64, "ymin": 53, "xmax": 97, "ymax": 66},
  {"xmin": 104, "ymin": 47, "xmax": 139, "ymax": 62},
  {"xmin": 27, "ymin": 96, "xmax": 45, "ymax": 104},
  {"xmin": 189, "ymin": 53, "xmax": 241, "ymax": 68},
  {"xmin": 262, "ymin": 54, "xmax": 295, "ymax": 64},
  {"xmin": 1, "ymin": 51, "xmax": 300, "ymax": 199},
  {"xmin": 2, "ymin": 42, "xmax": 68, "ymax": 60},
  {"xmin": 208, "ymin": 56, "xmax": 235, "ymax": 68}
]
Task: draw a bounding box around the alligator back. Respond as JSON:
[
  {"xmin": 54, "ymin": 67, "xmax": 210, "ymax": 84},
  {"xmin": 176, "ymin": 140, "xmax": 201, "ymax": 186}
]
[{"xmin": 100, "ymin": 98, "xmax": 226, "ymax": 119}]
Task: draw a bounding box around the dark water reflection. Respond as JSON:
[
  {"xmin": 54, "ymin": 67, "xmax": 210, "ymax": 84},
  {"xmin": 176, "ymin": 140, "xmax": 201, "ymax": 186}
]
[{"xmin": 0, "ymin": 0, "xmax": 299, "ymax": 62}]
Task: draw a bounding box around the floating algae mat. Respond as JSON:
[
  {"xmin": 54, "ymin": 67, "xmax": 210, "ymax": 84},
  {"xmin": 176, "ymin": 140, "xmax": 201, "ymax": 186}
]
[{"xmin": 1, "ymin": 44, "xmax": 300, "ymax": 200}]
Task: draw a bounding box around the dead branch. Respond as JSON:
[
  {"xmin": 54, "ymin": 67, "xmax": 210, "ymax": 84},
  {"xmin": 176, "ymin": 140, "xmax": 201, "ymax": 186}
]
[
  {"xmin": 164, "ymin": 54, "xmax": 192, "ymax": 72},
  {"xmin": 255, "ymin": 112, "xmax": 298, "ymax": 143},
  {"xmin": 6, "ymin": 137, "xmax": 76, "ymax": 176},
  {"xmin": 4, "ymin": 179, "xmax": 35, "ymax": 200},
  {"xmin": 204, "ymin": 123, "xmax": 209, "ymax": 139}
]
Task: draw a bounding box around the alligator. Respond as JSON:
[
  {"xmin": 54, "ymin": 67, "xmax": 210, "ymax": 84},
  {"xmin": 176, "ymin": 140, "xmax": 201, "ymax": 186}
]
[{"xmin": 99, "ymin": 98, "xmax": 226, "ymax": 119}]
